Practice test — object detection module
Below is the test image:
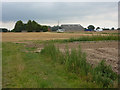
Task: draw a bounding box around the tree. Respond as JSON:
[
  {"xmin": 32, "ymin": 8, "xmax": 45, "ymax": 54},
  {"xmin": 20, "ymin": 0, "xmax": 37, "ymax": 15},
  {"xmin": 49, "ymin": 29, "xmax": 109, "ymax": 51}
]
[
  {"xmin": 13, "ymin": 20, "xmax": 49, "ymax": 32},
  {"xmin": 32, "ymin": 20, "xmax": 42, "ymax": 32},
  {"xmin": 23, "ymin": 24, "xmax": 27, "ymax": 31},
  {"xmin": 14, "ymin": 20, "xmax": 24, "ymax": 32},
  {"xmin": 87, "ymin": 25, "xmax": 95, "ymax": 30},
  {"xmin": 111, "ymin": 27, "xmax": 115, "ymax": 30},
  {"xmin": 96, "ymin": 27, "xmax": 100, "ymax": 30},
  {"xmin": 42, "ymin": 26, "xmax": 48, "ymax": 32},
  {"xmin": 32, "ymin": 20, "xmax": 38, "ymax": 31},
  {"xmin": 51, "ymin": 25, "xmax": 59, "ymax": 31},
  {"xmin": 84, "ymin": 28, "xmax": 87, "ymax": 30},
  {"xmin": 36, "ymin": 24, "xmax": 42, "ymax": 32},
  {"xmin": 0, "ymin": 28, "xmax": 8, "ymax": 32},
  {"xmin": 103, "ymin": 28, "xmax": 110, "ymax": 30},
  {"xmin": 117, "ymin": 28, "xmax": 120, "ymax": 30},
  {"xmin": 26, "ymin": 20, "xmax": 33, "ymax": 32}
]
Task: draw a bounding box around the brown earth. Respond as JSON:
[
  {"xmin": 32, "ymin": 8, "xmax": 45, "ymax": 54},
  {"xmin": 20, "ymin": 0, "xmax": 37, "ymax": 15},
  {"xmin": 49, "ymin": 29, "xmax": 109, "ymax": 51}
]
[
  {"xmin": 24, "ymin": 41, "xmax": 119, "ymax": 74},
  {"xmin": 56, "ymin": 41, "xmax": 119, "ymax": 74}
]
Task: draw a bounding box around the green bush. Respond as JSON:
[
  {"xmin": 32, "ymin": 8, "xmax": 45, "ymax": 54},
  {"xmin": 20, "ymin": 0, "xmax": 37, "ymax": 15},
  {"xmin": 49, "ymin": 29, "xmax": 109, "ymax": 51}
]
[{"xmin": 92, "ymin": 60, "xmax": 117, "ymax": 87}]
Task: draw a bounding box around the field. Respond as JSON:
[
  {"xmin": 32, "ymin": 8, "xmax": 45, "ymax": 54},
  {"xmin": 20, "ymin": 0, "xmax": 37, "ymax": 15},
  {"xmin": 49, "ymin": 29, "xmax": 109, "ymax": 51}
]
[
  {"xmin": 2, "ymin": 30, "xmax": 119, "ymax": 42},
  {"xmin": 2, "ymin": 30, "xmax": 119, "ymax": 88}
]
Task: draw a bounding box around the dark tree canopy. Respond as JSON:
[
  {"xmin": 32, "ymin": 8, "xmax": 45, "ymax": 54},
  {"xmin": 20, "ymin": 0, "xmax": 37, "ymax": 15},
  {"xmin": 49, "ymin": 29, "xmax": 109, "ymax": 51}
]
[
  {"xmin": 96, "ymin": 27, "xmax": 100, "ymax": 30},
  {"xmin": 117, "ymin": 28, "xmax": 120, "ymax": 30},
  {"xmin": 0, "ymin": 28, "xmax": 8, "ymax": 32},
  {"xmin": 87, "ymin": 25, "xmax": 95, "ymax": 30},
  {"xmin": 13, "ymin": 20, "xmax": 48, "ymax": 32},
  {"xmin": 111, "ymin": 27, "xmax": 115, "ymax": 30},
  {"xmin": 42, "ymin": 26, "xmax": 48, "ymax": 32},
  {"xmin": 103, "ymin": 28, "xmax": 110, "ymax": 30},
  {"xmin": 51, "ymin": 25, "xmax": 59, "ymax": 31},
  {"xmin": 13, "ymin": 20, "xmax": 24, "ymax": 32},
  {"xmin": 26, "ymin": 20, "xmax": 33, "ymax": 32},
  {"xmin": 32, "ymin": 20, "xmax": 42, "ymax": 32}
]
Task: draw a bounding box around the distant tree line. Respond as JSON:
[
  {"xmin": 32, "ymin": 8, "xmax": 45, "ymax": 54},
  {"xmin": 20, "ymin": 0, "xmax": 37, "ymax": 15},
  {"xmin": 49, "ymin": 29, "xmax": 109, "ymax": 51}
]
[
  {"xmin": 1, "ymin": 22, "xmax": 120, "ymax": 32},
  {"xmin": 0, "ymin": 28, "xmax": 8, "ymax": 32},
  {"xmin": 51, "ymin": 25, "xmax": 59, "ymax": 31},
  {"xmin": 11, "ymin": 20, "xmax": 48, "ymax": 32},
  {"xmin": 84, "ymin": 25, "xmax": 118, "ymax": 31}
]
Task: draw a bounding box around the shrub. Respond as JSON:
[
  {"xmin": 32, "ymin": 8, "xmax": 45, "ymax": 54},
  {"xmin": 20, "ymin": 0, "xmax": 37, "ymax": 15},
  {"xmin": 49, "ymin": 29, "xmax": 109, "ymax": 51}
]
[{"xmin": 92, "ymin": 60, "xmax": 117, "ymax": 87}]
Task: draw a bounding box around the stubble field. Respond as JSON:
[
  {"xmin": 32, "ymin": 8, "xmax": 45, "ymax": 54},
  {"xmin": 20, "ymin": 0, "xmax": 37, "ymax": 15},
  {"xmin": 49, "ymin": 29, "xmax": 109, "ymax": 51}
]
[{"xmin": 2, "ymin": 30, "xmax": 118, "ymax": 42}]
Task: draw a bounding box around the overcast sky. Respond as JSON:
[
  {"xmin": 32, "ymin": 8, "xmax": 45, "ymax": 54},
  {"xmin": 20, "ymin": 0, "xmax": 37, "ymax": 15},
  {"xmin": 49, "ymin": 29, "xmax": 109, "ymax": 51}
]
[{"xmin": 1, "ymin": 2, "xmax": 118, "ymax": 30}]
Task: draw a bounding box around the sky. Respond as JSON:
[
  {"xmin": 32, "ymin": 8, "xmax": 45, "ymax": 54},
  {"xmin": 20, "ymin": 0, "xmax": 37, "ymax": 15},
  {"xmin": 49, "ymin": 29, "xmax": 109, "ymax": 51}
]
[{"xmin": 0, "ymin": 1, "xmax": 118, "ymax": 30}]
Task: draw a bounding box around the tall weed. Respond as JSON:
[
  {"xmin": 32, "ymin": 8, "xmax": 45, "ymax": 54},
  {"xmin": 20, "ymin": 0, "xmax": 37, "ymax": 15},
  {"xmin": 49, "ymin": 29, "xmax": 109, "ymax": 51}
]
[{"xmin": 41, "ymin": 43, "xmax": 118, "ymax": 88}]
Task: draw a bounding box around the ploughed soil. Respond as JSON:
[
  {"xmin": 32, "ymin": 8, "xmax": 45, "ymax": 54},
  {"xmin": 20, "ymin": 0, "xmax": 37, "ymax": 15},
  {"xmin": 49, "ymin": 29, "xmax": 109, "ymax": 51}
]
[{"xmin": 23, "ymin": 41, "xmax": 119, "ymax": 74}]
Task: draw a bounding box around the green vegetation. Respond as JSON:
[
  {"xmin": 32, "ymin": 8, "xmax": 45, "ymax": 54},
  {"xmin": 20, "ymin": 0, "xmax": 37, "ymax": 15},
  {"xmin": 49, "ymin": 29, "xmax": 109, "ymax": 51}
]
[
  {"xmin": 2, "ymin": 42, "xmax": 100, "ymax": 88},
  {"xmin": 0, "ymin": 28, "xmax": 8, "ymax": 32},
  {"xmin": 41, "ymin": 35, "xmax": 119, "ymax": 43},
  {"xmin": 93, "ymin": 60, "xmax": 118, "ymax": 87},
  {"xmin": 111, "ymin": 27, "xmax": 115, "ymax": 30},
  {"xmin": 41, "ymin": 44, "xmax": 118, "ymax": 88},
  {"xmin": 64, "ymin": 35, "xmax": 119, "ymax": 42},
  {"xmin": 96, "ymin": 27, "xmax": 100, "ymax": 30},
  {"xmin": 3, "ymin": 42, "xmax": 118, "ymax": 88},
  {"xmin": 2, "ymin": 34, "xmax": 119, "ymax": 88},
  {"xmin": 12, "ymin": 20, "xmax": 24, "ymax": 32},
  {"xmin": 12, "ymin": 20, "xmax": 48, "ymax": 32},
  {"xmin": 87, "ymin": 25, "xmax": 95, "ymax": 31}
]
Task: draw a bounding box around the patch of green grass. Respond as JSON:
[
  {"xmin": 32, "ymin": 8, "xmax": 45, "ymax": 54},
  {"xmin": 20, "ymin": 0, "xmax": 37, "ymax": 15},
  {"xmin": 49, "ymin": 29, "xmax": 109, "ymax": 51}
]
[
  {"xmin": 2, "ymin": 42, "xmax": 101, "ymax": 88},
  {"xmin": 39, "ymin": 35, "xmax": 119, "ymax": 44},
  {"xmin": 25, "ymin": 47, "xmax": 36, "ymax": 52},
  {"xmin": 63, "ymin": 35, "xmax": 119, "ymax": 42}
]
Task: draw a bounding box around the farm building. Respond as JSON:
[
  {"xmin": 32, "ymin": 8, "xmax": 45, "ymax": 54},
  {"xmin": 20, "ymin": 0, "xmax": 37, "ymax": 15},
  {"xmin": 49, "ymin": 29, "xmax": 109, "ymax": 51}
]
[{"xmin": 61, "ymin": 24, "xmax": 84, "ymax": 32}]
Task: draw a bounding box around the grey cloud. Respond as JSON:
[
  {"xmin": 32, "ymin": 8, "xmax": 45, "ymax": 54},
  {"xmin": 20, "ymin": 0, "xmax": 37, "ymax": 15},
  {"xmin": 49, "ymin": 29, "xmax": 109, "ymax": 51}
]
[{"xmin": 2, "ymin": 2, "xmax": 118, "ymax": 28}]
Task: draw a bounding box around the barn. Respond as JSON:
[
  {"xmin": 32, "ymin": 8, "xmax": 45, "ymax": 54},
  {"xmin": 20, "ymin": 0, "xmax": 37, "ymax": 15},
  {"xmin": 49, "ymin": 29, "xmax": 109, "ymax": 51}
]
[{"xmin": 61, "ymin": 24, "xmax": 84, "ymax": 32}]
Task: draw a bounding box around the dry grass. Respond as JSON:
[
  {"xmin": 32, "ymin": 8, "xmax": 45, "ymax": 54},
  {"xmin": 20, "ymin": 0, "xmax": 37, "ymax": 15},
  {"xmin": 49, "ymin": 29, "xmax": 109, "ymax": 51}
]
[
  {"xmin": 1, "ymin": 32, "xmax": 94, "ymax": 42},
  {"xmin": 2, "ymin": 31, "xmax": 118, "ymax": 42}
]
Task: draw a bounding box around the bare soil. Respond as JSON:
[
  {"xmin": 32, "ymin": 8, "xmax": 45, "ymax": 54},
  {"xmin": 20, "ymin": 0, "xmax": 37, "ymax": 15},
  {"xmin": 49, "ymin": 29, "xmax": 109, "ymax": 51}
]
[
  {"xmin": 25, "ymin": 41, "xmax": 119, "ymax": 74},
  {"xmin": 56, "ymin": 41, "xmax": 119, "ymax": 74}
]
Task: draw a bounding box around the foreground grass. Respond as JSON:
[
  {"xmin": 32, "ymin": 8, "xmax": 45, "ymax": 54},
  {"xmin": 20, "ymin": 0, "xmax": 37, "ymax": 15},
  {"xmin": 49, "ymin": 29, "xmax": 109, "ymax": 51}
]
[{"xmin": 3, "ymin": 42, "xmax": 102, "ymax": 88}]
